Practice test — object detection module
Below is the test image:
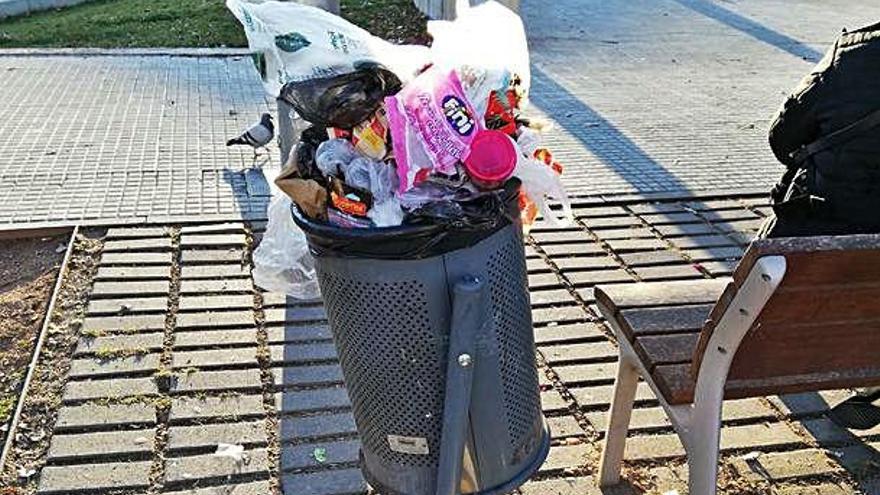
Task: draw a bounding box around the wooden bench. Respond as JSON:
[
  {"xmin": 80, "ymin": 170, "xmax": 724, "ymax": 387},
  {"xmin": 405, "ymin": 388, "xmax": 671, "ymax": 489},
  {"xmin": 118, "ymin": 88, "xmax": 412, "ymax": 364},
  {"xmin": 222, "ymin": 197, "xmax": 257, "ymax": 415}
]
[{"xmin": 594, "ymin": 234, "xmax": 880, "ymax": 495}]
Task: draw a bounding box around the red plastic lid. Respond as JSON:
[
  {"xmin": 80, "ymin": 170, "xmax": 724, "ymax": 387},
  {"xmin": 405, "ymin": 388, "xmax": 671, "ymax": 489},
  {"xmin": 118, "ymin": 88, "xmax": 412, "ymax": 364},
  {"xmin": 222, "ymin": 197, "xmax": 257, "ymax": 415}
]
[{"xmin": 464, "ymin": 130, "xmax": 517, "ymax": 183}]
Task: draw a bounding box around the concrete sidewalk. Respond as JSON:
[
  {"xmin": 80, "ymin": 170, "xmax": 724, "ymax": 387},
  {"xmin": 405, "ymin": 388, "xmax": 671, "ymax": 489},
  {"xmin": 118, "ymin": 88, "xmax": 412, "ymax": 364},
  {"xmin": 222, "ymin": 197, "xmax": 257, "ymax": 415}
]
[{"xmin": 1, "ymin": 0, "xmax": 879, "ymax": 226}]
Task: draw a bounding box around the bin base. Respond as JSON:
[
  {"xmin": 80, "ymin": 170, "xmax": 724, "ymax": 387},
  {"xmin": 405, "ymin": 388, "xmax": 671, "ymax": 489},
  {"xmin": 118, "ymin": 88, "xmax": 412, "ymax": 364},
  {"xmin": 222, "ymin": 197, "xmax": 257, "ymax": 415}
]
[{"xmin": 360, "ymin": 419, "xmax": 551, "ymax": 495}]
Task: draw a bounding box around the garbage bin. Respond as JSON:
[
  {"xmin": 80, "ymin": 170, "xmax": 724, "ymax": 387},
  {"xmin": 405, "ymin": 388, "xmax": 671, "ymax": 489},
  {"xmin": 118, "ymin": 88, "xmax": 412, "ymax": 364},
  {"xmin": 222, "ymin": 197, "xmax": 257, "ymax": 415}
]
[{"xmin": 292, "ymin": 187, "xmax": 550, "ymax": 495}]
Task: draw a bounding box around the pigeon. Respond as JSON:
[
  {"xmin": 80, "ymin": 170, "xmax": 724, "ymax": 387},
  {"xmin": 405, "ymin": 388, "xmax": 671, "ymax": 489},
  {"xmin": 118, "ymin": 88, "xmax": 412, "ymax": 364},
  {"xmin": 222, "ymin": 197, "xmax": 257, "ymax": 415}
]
[{"xmin": 227, "ymin": 113, "xmax": 274, "ymax": 153}]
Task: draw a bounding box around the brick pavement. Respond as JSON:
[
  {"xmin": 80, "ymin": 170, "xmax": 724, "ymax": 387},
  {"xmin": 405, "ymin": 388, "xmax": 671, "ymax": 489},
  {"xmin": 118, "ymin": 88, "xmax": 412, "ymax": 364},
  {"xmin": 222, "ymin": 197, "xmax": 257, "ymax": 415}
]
[
  {"xmin": 2, "ymin": 1, "xmax": 880, "ymax": 226},
  {"xmin": 21, "ymin": 195, "xmax": 880, "ymax": 495}
]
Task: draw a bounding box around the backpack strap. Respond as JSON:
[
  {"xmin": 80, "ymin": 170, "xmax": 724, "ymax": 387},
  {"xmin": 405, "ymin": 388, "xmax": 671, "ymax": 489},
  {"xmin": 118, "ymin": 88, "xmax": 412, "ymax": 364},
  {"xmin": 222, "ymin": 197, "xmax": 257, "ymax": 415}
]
[{"xmin": 790, "ymin": 107, "xmax": 880, "ymax": 165}]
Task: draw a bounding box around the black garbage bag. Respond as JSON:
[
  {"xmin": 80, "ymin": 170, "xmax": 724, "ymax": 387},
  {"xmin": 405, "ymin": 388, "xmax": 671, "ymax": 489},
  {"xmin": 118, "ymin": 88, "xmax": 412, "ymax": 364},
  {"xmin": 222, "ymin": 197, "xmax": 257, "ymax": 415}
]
[
  {"xmin": 292, "ymin": 125, "xmax": 330, "ymax": 180},
  {"xmin": 280, "ymin": 62, "xmax": 402, "ymax": 128},
  {"xmin": 292, "ymin": 179, "xmax": 522, "ymax": 260}
]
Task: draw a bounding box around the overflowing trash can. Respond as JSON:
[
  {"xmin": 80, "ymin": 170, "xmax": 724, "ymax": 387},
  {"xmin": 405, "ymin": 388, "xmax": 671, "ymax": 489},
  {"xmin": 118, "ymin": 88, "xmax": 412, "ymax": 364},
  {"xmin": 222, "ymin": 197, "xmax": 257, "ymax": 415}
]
[
  {"xmin": 292, "ymin": 182, "xmax": 549, "ymax": 495},
  {"xmin": 227, "ymin": 0, "xmax": 578, "ymax": 492}
]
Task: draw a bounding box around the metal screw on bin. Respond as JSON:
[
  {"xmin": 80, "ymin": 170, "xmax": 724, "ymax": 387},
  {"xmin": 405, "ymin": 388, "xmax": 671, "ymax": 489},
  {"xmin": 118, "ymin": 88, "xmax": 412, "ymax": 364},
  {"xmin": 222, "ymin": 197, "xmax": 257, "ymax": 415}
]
[{"xmin": 458, "ymin": 354, "xmax": 472, "ymax": 367}]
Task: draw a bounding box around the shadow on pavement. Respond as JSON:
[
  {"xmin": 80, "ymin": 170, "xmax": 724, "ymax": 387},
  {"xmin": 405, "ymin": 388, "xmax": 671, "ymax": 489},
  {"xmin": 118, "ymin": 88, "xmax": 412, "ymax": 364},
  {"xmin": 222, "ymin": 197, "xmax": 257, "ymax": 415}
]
[{"xmin": 670, "ymin": 0, "xmax": 822, "ymax": 62}]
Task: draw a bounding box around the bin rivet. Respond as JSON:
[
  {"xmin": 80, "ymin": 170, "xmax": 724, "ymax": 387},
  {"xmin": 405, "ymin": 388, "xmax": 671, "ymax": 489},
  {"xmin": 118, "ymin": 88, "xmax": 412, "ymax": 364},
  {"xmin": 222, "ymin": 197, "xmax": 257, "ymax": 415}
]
[{"xmin": 458, "ymin": 354, "xmax": 472, "ymax": 367}]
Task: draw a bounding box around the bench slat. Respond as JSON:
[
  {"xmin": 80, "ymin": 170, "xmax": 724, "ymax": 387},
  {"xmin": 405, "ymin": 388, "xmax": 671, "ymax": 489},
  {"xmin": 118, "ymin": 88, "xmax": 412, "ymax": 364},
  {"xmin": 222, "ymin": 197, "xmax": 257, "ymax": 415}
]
[
  {"xmin": 595, "ymin": 279, "xmax": 729, "ymax": 311},
  {"xmin": 633, "ymin": 333, "xmax": 700, "ymax": 372},
  {"xmin": 619, "ymin": 304, "xmax": 713, "ymax": 339},
  {"xmin": 652, "ymin": 364, "xmax": 695, "ymax": 405}
]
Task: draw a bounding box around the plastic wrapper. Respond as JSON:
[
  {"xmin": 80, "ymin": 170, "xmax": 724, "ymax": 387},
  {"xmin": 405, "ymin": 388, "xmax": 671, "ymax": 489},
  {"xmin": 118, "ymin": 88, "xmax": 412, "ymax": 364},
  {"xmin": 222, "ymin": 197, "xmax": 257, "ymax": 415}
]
[
  {"xmin": 369, "ymin": 197, "xmax": 405, "ymax": 227},
  {"xmin": 342, "ymin": 157, "xmax": 398, "ymax": 203},
  {"xmin": 316, "ymin": 139, "xmax": 359, "ymax": 177},
  {"xmin": 252, "ymin": 195, "xmax": 321, "ymax": 299},
  {"xmin": 429, "ymin": 0, "xmax": 531, "ymax": 114},
  {"xmin": 386, "ymin": 67, "xmax": 484, "ymax": 192},
  {"xmin": 514, "ymin": 154, "xmax": 574, "ymax": 228},
  {"xmin": 226, "ymin": 0, "xmax": 429, "ymax": 98}
]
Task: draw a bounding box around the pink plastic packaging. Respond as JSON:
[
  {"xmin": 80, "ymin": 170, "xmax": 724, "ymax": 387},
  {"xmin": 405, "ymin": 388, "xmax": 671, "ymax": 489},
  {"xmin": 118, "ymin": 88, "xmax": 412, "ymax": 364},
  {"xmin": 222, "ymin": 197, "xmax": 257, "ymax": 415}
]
[
  {"xmin": 464, "ymin": 130, "xmax": 517, "ymax": 190},
  {"xmin": 385, "ymin": 67, "xmax": 485, "ymax": 192}
]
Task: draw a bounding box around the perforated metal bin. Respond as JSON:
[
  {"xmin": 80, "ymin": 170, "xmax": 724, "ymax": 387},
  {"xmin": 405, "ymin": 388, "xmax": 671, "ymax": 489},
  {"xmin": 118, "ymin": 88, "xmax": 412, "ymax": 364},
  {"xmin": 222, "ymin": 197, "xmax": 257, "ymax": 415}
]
[{"xmin": 293, "ymin": 215, "xmax": 550, "ymax": 495}]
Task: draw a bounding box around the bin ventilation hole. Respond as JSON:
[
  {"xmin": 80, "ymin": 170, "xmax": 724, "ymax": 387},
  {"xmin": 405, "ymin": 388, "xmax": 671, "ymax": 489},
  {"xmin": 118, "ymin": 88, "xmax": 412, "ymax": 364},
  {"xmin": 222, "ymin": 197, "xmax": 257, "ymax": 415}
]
[
  {"xmin": 319, "ymin": 272, "xmax": 443, "ymax": 468},
  {"xmin": 487, "ymin": 235, "xmax": 543, "ymax": 454}
]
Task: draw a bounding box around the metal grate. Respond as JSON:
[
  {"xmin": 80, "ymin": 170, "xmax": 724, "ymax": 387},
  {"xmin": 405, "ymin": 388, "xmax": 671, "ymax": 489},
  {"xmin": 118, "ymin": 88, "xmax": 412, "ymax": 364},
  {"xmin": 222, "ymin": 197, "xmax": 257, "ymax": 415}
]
[
  {"xmin": 487, "ymin": 236, "xmax": 542, "ymax": 453},
  {"xmin": 319, "ymin": 273, "xmax": 445, "ymax": 468}
]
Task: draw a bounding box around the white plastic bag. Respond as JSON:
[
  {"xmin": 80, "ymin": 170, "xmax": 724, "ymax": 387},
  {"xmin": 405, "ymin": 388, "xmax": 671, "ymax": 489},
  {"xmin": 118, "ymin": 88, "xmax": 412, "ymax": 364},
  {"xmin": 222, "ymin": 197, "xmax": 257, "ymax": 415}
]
[
  {"xmin": 514, "ymin": 155, "xmax": 574, "ymax": 227},
  {"xmin": 429, "ymin": 0, "xmax": 531, "ymax": 115},
  {"xmin": 226, "ymin": 0, "xmax": 430, "ymax": 97},
  {"xmin": 252, "ymin": 194, "xmax": 321, "ymax": 299}
]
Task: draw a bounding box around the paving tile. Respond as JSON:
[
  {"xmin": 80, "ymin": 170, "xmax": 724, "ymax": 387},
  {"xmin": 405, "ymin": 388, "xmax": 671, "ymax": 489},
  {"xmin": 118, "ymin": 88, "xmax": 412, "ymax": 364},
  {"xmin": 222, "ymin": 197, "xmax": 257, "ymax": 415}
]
[
  {"xmin": 540, "ymin": 443, "xmax": 591, "ymax": 472},
  {"xmin": 773, "ymin": 483, "xmax": 854, "ymax": 495},
  {"xmin": 624, "ymin": 422, "xmax": 803, "ymax": 461},
  {"xmin": 178, "ymin": 294, "xmax": 255, "ymax": 311},
  {"xmin": 68, "ymin": 353, "xmax": 161, "ymax": 379},
  {"xmin": 82, "ymin": 314, "xmax": 167, "ymax": 334},
  {"xmin": 540, "ymin": 341, "xmax": 618, "ymax": 364},
  {"xmin": 165, "ymin": 448, "xmax": 269, "ymax": 485},
  {"xmin": 669, "ymin": 234, "xmax": 737, "ymax": 249},
  {"xmin": 180, "ymin": 249, "xmax": 245, "ymax": 264},
  {"xmin": 167, "ymin": 421, "xmax": 268, "ymax": 451},
  {"xmin": 55, "ymin": 402, "xmax": 155, "ymax": 432},
  {"xmin": 554, "ymin": 362, "xmax": 619, "ymax": 385},
  {"xmin": 91, "ymin": 280, "xmax": 170, "ymax": 297},
  {"xmin": 174, "ymin": 328, "xmax": 258, "ymax": 348},
  {"xmin": 617, "ymin": 250, "xmax": 687, "ymax": 267},
  {"xmin": 94, "ymin": 265, "xmax": 171, "ymax": 280},
  {"xmin": 634, "ymin": 264, "xmax": 704, "ymax": 281},
  {"xmin": 534, "ymin": 322, "xmax": 608, "ymax": 345},
  {"xmin": 531, "ymin": 230, "xmax": 594, "ymax": 244},
  {"xmin": 100, "ymin": 251, "xmax": 173, "ymax": 265},
  {"xmin": 171, "ymin": 369, "xmax": 263, "ymax": 394},
  {"xmin": 172, "ymin": 347, "xmax": 258, "ymax": 369},
  {"xmin": 541, "ymin": 390, "xmax": 570, "ymax": 414},
  {"xmin": 282, "ymin": 440, "xmax": 360, "ymax": 470},
  {"xmin": 38, "ymin": 460, "xmax": 153, "ymax": 494},
  {"xmin": 271, "ymin": 364, "xmax": 345, "ymax": 389},
  {"xmin": 176, "ymin": 311, "xmax": 255, "ymax": 330},
  {"xmin": 532, "ymin": 305, "xmax": 590, "ymax": 325},
  {"xmin": 280, "ymin": 412, "xmax": 358, "ymax": 442},
  {"xmin": 276, "ymin": 388, "xmax": 351, "ymax": 414},
  {"xmin": 47, "ymin": 429, "xmax": 155, "ymax": 461},
  {"xmin": 88, "ymin": 297, "xmax": 168, "ymax": 315},
  {"xmin": 163, "ymin": 481, "xmax": 271, "ymax": 495},
  {"xmin": 264, "ymin": 306, "xmax": 328, "ymax": 325},
  {"xmin": 730, "ymin": 448, "xmax": 839, "ymax": 483},
  {"xmin": 170, "ymin": 395, "xmax": 265, "ymax": 423},
  {"xmin": 75, "ymin": 332, "xmax": 165, "ymax": 356},
  {"xmin": 63, "ymin": 377, "xmax": 159, "ymax": 403},
  {"xmin": 265, "ymin": 324, "xmax": 334, "ymax": 344},
  {"xmin": 570, "ymin": 383, "xmax": 656, "ymax": 409},
  {"xmin": 180, "ymin": 223, "xmax": 246, "ymax": 235},
  {"xmin": 548, "ymin": 416, "xmax": 587, "ymax": 439},
  {"xmin": 605, "ymin": 237, "xmax": 668, "ymax": 252},
  {"xmin": 269, "ymin": 343, "xmax": 338, "ymax": 366},
  {"xmin": 281, "ymin": 468, "xmax": 367, "ymax": 495},
  {"xmin": 521, "ymin": 476, "xmax": 601, "ymax": 495},
  {"xmin": 103, "ymin": 237, "xmax": 172, "ymax": 252},
  {"xmin": 105, "ymin": 227, "xmax": 169, "ymax": 239},
  {"xmin": 551, "ymin": 255, "xmax": 621, "ymax": 271},
  {"xmin": 564, "ymin": 269, "xmax": 634, "ymax": 286},
  {"xmin": 541, "ymin": 243, "xmax": 606, "ymax": 257},
  {"xmin": 180, "ymin": 233, "xmax": 247, "ymax": 248},
  {"xmin": 179, "ymin": 277, "xmax": 253, "ymax": 294},
  {"xmin": 181, "ymin": 264, "xmax": 251, "ymax": 279}
]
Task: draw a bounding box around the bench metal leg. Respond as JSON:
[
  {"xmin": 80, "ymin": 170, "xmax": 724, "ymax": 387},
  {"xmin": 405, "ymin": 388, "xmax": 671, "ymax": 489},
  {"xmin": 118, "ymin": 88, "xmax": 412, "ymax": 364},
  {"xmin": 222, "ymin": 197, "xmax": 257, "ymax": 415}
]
[
  {"xmin": 683, "ymin": 400, "xmax": 723, "ymax": 495},
  {"xmin": 599, "ymin": 351, "xmax": 639, "ymax": 486}
]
